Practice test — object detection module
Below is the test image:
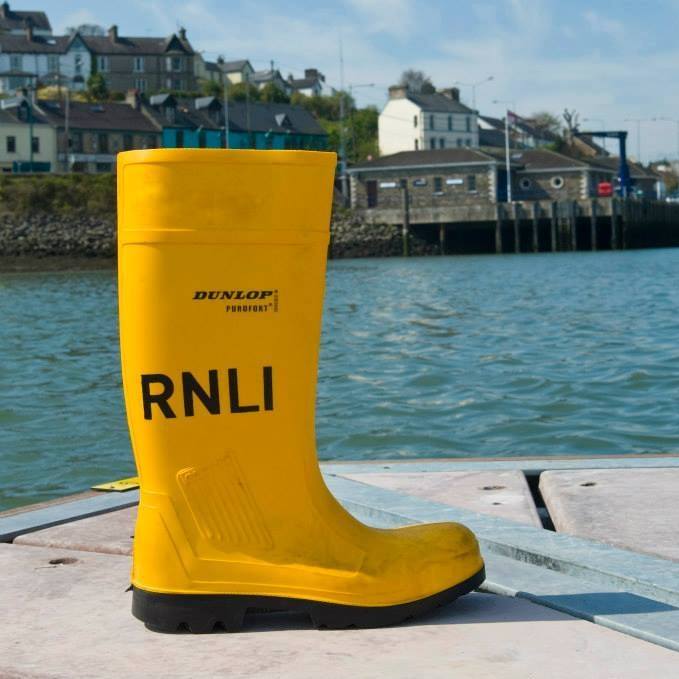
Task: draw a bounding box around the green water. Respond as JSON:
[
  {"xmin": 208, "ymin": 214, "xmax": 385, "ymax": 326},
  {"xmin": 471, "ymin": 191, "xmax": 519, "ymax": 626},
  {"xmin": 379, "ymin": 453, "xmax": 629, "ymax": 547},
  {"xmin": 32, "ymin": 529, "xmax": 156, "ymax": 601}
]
[{"xmin": 2, "ymin": 250, "xmax": 679, "ymax": 510}]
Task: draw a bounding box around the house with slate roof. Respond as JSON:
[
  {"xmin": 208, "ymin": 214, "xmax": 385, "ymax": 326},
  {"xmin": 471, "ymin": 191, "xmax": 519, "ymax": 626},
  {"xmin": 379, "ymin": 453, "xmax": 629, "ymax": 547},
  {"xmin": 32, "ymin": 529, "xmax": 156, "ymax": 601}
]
[
  {"xmin": 379, "ymin": 85, "xmax": 479, "ymax": 156},
  {"xmin": 287, "ymin": 68, "xmax": 326, "ymax": 97},
  {"xmin": 141, "ymin": 94, "xmax": 327, "ymax": 151},
  {"xmin": 348, "ymin": 147, "xmax": 616, "ymax": 212},
  {"xmin": 250, "ymin": 68, "xmax": 290, "ymax": 94},
  {"xmin": 0, "ymin": 2, "xmax": 51, "ymax": 36},
  {"xmin": 80, "ymin": 25, "xmax": 196, "ymax": 94},
  {"xmin": 0, "ymin": 27, "xmax": 90, "ymax": 93},
  {"xmin": 0, "ymin": 96, "xmax": 54, "ymax": 172}
]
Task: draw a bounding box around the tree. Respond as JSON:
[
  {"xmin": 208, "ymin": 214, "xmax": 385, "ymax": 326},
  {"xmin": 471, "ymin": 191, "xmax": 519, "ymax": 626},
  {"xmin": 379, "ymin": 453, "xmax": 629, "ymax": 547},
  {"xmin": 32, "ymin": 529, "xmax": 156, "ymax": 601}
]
[
  {"xmin": 259, "ymin": 82, "xmax": 290, "ymax": 104},
  {"xmin": 86, "ymin": 72, "xmax": 108, "ymax": 102},
  {"xmin": 66, "ymin": 23, "xmax": 105, "ymax": 36},
  {"xmin": 562, "ymin": 108, "xmax": 580, "ymax": 133},
  {"xmin": 228, "ymin": 82, "xmax": 260, "ymax": 102},
  {"xmin": 530, "ymin": 111, "xmax": 562, "ymax": 136},
  {"xmin": 398, "ymin": 69, "xmax": 435, "ymax": 94},
  {"xmin": 201, "ymin": 79, "xmax": 222, "ymax": 98}
]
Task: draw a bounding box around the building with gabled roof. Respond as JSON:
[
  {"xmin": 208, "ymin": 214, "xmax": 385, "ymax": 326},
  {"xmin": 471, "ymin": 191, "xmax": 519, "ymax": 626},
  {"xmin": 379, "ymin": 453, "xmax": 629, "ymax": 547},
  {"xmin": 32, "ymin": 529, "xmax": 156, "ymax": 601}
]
[
  {"xmin": 287, "ymin": 68, "xmax": 326, "ymax": 97},
  {"xmin": 379, "ymin": 85, "xmax": 478, "ymax": 156},
  {"xmin": 80, "ymin": 25, "xmax": 196, "ymax": 94},
  {"xmin": 0, "ymin": 2, "xmax": 51, "ymax": 35},
  {"xmin": 0, "ymin": 29, "xmax": 91, "ymax": 93},
  {"xmin": 141, "ymin": 94, "xmax": 327, "ymax": 151}
]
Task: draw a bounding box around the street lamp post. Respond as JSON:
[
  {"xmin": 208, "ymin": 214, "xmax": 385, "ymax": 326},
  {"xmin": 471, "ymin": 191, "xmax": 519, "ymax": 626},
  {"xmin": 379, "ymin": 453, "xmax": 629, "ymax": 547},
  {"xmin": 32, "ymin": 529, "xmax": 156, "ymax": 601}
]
[
  {"xmin": 653, "ymin": 117, "xmax": 679, "ymax": 161},
  {"xmin": 493, "ymin": 98, "xmax": 516, "ymax": 203},
  {"xmin": 624, "ymin": 118, "xmax": 653, "ymax": 163},
  {"xmin": 454, "ymin": 76, "xmax": 494, "ymax": 111}
]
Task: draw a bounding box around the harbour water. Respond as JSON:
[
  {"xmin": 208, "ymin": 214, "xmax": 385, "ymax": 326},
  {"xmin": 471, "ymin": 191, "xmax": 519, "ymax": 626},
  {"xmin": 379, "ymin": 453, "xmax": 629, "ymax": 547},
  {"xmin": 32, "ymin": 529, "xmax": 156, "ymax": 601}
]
[{"xmin": 2, "ymin": 249, "xmax": 679, "ymax": 511}]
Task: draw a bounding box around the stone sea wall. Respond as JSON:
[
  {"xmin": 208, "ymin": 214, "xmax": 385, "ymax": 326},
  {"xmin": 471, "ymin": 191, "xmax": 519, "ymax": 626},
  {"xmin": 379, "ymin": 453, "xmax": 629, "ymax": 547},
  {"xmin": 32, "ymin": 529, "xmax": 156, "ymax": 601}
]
[
  {"xmin": 0, "ymin": 210, "xmax": 438, "ymax": 260},
  {"xmin": 0, "ymin": 213, "xmax": 115, "ymax": 258},
  {"xmin": 330, "ymin": 210, "xmax": 438, "ymax": 259}
]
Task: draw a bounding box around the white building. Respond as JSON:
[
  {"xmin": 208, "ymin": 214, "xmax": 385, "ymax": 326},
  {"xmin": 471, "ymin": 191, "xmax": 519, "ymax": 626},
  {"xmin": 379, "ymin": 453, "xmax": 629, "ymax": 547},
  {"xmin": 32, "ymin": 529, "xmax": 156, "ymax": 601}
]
[
  {"xmin": 288, "ymin": 68, "xmax": 326, "ymax": 97},
  {"xmin": 378, "ymin": 86, "xmax": 479, "ymax": 156},
  {"xmin": 0, "ymin": 29, "xmax": 91, "ymax": 93}
]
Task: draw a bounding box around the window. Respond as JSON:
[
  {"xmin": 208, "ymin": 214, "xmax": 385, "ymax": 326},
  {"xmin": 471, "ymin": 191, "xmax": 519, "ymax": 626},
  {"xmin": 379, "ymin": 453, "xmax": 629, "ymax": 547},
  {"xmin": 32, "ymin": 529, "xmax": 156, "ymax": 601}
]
[
  {"xmin": 466, "ymin": 116, "xmax": 471, "ymax": 132},
  {"xmin": 413, "ymin": 115, "xmax": 418, "ymax": 128},
  {"xmin": 96, "ymin": 162, "xmax": 112, "ymax": 172},
  {"xmin": 164, "ymin": 105, "xmax": 175, "ymax": 123},
  {"xmin": 551, "ymin": 176, "xmax": 564, "ymax": 189},
  {"xmin": 71, "ymin": 131, "xmax": 83, "ymax": 152},
  {"xmin": 433, "ymin": 176, "xmax": 443, "ymax": 193},
  {"xmin": 75, "ymin": 54, "xmax": 82, "ymax": 75},
  {"xmin": 97, "ymin": 133, "xmax": 108, "ymax": 153},
  {"xmin": 466, "ymin": 139, "xmax": 471, "ymax": 147},
  {"xmin": 439, "ymin": 138, "xmax": 445, "ymax": 149},
  {"xmin": 133, "ymin": 56, "xmax": 144, "ymax": 72},
  {"xmin": 457, "ymin": 138, "xmax": 463, "ymax": 148},
  {"xmin": 176, "ymin": 130, "xmax": 184, "ymax": 148},
  {"xmin": 366, "ymin": 180, "xmax": 378, "ymax": 208},
  {"xmin": 6, "ymin": 136, "xmax": 15, "ymax": 153},
  {"xmin": 97, "ymin": 56, "xmax": 109, "ymax": 72},
  {"xmin": 31, "ymin": 136, "xmax": 39, "ymax": 153},
  {"xmin": 47, "ymin": 55, "xmax": 59, "ymax": 72},
  {"xmin": 134, "ymin": 78, "xmax": 146, "ymax": 92},
  {"xmin": 9, "ymin": 55, "xmax": 22, "ymax": 70},
  {"xmin": 447, "ymin": 115, "xmax": 452, "ymax": 131},
  {"xmin": 429, "ymin": 114, "xmax": 435, "ymax": 130},
  {"xmin": 123, "ymin": 134, "xmax": 133, "ymax": 150},
  {"xmin": 414, "ymin": 139, "xmax": 418, "ymax": 150},
  {"xmin": 430, "ymin": 137, "xmax": 436, "ymax": 150},
  {"xmin": 519, "ymin": 177, "xmax": 532, "ymax": 190},
  {"xmin": 467, "ymin": 175, "xmax": 477, "ymax": 192},
  {"xmin": 167, "ymin": 56, "xmax": 183, "ymax": 71}
]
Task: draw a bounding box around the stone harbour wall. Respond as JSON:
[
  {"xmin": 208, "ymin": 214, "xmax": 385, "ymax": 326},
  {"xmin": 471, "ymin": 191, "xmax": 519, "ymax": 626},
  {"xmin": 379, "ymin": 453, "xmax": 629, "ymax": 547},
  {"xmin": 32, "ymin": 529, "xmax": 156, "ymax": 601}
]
[
  {"xmin": 0, "ymin": 213, "xmax": 115, "ymax": 258},
  {"xmin": 0, "ymin": 210, "xmax": 439, "ymax": 261},
  {"xmin": 330, "ymin": 210, "xmax": 439, "ymax": 259}
]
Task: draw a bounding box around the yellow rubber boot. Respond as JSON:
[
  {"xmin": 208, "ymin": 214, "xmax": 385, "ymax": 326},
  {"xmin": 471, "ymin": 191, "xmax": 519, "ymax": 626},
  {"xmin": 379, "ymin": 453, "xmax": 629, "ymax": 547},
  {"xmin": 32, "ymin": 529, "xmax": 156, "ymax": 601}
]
[{"xmin": 117, "ymin": 149, "xmax": 484, "ymax": 633}]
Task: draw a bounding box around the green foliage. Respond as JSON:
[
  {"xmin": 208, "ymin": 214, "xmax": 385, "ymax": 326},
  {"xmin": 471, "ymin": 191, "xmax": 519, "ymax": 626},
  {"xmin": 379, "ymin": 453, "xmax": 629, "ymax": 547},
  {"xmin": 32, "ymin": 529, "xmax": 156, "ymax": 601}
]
[
  {"xmin": 259, "ymin": 83, "xmax": 290, "ymax": 103},
  {"xmin": 291, "ymin": 91, "xmax": 377, "ymax": 162},
  {"xmin": 86, "ymin": 72, "xmax": 109, "ymax": 102},
  {"xmin": 200, "ymin": 79, "xmax": 222, "ymax": 98},
  {"xmin": 228, "ymin": 82, "xmax": 260, "ymax": 102},
  {"xmin": 0, "ymin": 174, "xmax": 116, "ymax": 216}
]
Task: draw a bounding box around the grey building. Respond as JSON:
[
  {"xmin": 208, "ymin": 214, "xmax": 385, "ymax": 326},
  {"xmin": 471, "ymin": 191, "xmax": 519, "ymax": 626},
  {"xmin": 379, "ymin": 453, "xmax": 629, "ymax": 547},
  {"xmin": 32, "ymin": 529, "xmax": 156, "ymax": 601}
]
[{"xmin": 81, "ymin": 25, "xmax": 196, "ymax": 94}]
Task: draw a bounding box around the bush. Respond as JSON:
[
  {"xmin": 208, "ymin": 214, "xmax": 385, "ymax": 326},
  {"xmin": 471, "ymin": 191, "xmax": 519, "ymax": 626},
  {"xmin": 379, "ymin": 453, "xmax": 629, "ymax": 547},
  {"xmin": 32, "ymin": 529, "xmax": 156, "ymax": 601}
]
[{"xmin": 0, "ymin": 174, "xmax": 116, "ymax": 216}]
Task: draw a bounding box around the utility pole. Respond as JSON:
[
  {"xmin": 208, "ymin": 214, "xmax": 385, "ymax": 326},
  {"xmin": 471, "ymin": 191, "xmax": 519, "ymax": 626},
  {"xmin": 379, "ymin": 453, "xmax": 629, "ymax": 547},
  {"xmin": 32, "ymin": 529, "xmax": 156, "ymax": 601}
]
[
  {"xmin": 494, "ymin": 99, "xmax": 516, "ymax": 203},
  {"xmin": 338, "ymin": 38, "xmax": 348, "ymax": 206},
  {"xmin": 64, "ymin": 86, "xmax": 70, "ymax": 172},
  {"xmin": 223, "ymin": 77, "xmax": 230, "ymax": 149}
]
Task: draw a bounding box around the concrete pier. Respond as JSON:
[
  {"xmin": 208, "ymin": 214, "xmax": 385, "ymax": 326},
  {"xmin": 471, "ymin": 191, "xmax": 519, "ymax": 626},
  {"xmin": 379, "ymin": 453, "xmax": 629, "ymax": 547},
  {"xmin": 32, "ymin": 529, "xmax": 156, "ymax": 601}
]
[{"xmin": 3, "ymin": 455, "xmax": 679, "ymax": 676}]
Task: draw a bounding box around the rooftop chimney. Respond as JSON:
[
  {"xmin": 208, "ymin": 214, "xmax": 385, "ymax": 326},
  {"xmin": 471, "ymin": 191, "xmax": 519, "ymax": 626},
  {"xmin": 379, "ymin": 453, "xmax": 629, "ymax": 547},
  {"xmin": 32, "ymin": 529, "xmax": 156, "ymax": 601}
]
[
  {"xmin": 388, "ymin": 85, "xmax": 408, "ymax": 99},
  {"xmin": 304, "ymin": 68, "xmax": 319, "ymax": 79},
  {"xmin": 24, "ymin": 17, "xmax": 33, "ymax": 42},
  {"xmin": 125, "ymin": 88, "xmax": 141, "ymax": 110},
  {"xmin": 108, "ymin": 25, "xmax": 118, "ymax": 42},
  {"xmin": 438, "ymin": 87, "xmax": 460, "ymax": 102}
]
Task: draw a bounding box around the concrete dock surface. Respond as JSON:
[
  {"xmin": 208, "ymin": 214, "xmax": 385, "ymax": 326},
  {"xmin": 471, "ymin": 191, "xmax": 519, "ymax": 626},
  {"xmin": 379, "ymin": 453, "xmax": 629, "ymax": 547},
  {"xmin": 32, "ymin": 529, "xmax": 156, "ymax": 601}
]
[{"xmin": 2, "ymin": 456, "xmax": 679, "ymax": 677}]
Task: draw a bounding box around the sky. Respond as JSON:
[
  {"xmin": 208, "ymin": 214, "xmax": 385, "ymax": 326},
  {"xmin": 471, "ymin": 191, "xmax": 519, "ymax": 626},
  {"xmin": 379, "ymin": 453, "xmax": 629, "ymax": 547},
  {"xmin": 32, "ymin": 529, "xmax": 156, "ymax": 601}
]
[{"xmin": 32, "ymin": 0, "xmax": 679, "ymax": 163}]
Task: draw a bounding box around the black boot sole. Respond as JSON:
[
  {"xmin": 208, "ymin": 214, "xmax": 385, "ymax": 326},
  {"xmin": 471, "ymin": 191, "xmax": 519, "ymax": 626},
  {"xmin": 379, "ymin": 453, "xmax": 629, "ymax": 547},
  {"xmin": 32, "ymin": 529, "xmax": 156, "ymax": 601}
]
[{"xmin": 132, "ymin": 565, "xmax": 485, "ymax": 633}]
